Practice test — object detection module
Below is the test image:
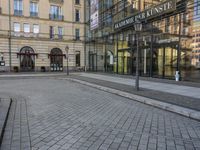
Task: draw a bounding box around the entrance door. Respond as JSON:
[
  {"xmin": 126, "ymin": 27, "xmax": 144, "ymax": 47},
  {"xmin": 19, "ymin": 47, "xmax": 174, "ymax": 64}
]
[
  {"xmin": 20, "ymin": 47, "xmax": 35, "ymax": 72},
  {"xmin": 118, "ymin": 51, "xmax": 133, "ymax": 74},
  {"xmin": 89, "ymin": 51, "xmax": 97, "ymax": 71},
  {"xmin": 50, "ymin": 48, "xmax": 63, "ymax": 72},
  {"xmin": 105, "ymin": 51, "xmax": 114, "ymax": 72}
]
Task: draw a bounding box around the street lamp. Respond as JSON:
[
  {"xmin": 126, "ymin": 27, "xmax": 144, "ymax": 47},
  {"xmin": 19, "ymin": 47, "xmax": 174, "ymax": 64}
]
[
  {"xmin": 134, "ymin": 21, "xmax": 142, "ymax": 91},
  {"xmin": 65, "ymin": 46, "xmax": 69, "ymax": 75}
]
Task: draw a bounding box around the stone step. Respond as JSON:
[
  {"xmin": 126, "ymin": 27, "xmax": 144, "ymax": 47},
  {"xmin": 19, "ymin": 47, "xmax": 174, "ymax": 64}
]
[{"xmin": 0, "ymin": 98, "xmax": 12, "ymax": 146}]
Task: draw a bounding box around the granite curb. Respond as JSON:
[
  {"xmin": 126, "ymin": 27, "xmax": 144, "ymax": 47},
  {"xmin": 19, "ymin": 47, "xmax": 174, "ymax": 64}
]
[
  {"xmin": 64, "ymin": 78, "xmax": 200, "ymax": 121},
  {"xmin": 0, "ymin": 98, "xmax": 12, "ymax": 146}
]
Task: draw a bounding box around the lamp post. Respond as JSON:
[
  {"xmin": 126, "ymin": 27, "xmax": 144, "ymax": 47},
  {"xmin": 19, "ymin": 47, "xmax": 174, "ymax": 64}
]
[
  {"xmin": 0, "ymin": 53, "xmax": 3, "ymax": 61},
  {"xmin": 8, "ymin": 0, "xmax": 11, "ymax": 72},
  {"xmin": 134, "ymin": 21, "xmax": 142, "ymax": 91},
  {"xmin": 65, "ymin": 46, "xmax": 69, "ymax": 75}
]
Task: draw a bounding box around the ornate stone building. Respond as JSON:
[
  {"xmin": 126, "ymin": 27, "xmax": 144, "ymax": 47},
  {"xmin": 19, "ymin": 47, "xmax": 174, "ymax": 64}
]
[{"xmin": 0, "ymin": 0, "xmax": 86, "ymax": 72}]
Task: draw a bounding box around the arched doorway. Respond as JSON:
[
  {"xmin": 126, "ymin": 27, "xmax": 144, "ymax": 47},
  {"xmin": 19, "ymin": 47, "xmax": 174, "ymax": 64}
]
[
  {"xmin": 19, "ymin": 46, "xmax": 35, "ymax": 71},
  {"xmin": 50, "ymin": 48, "xmax": 63, "ymax": 71}
]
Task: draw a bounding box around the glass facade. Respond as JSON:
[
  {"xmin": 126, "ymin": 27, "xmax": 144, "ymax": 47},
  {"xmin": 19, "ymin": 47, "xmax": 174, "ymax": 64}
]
[{"xmin": 87, "ymin": 0, "xmax": 200, "ymax": 82}]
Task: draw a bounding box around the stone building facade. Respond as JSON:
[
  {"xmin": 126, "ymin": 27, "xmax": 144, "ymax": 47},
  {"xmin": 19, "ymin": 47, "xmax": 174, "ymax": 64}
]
[{"xmin": 0, "ymin": 0, "xmax": 86, "ymax": 72}]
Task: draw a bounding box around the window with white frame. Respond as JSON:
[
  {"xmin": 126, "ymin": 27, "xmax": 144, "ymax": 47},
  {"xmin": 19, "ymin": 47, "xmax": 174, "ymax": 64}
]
[
  {"xmin": 75, "ymin": 28, "xmax": 80, "ymax": 40},
  {"xmin": 50, "ymin": 5, "xmax": 63, "ymax": 20},
  {"xmin": 33, "ymin": 24, "xmax": 39, "ymax": 34},
  {"xmin": 75, "ymin": 9, "xmax": 80, "ymax": 22},
  {"xmin": 58, "ymin": 27, "xmax": 63, "ymax": 39},
  {"xmin": 14, "ymin": 23, "xmax": 20, "ymax": 32},
  {"xmin": 50, "ymin": 5, "xmax": 62, "ymax": 15},
  {"xmin": 14, "ymin": 0, "xmax": 23, "ymax": 15},
  {"xmin": 50, "ymin": 26, "xmax": 55, "ymax": 38},
  {"xmin": 24, "ymin": 24, "xmax": 30, "ymax": 33},
  {"xmin": 30, "ymin": 2, "xmax": 38, "ymax": 16}
]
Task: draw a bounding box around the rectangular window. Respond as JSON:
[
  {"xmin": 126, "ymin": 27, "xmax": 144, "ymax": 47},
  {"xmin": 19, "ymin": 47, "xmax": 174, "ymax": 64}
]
[
  {"xmin": 75, "ymin": 28, "xmax": 80, "ymax": 40},
  {"xmin": 23, "ymin": 24, "xmax": 30, "ymax": 33},
  {"xmin": 50, "ymin": 5, "xmax": 63, "ymax": 20},
  {"xmin": 75, "ymin": 51, "xmax": 80, "ymax": 67},
  {"xmin": 165, "ymin": 17, "xmax": 170, "ymax": 33},
  {"xmin": 33, "ymin": 24, "xmax": 39, "ymax": 33},
  {"xmin": 75, "ymin": 0, "xmax": 80, "ymax": 5},
  {"xmin": 75, "ymin": 9, "xmax": 80, "ymax": 22},
  {"xmin": 14, "ymin": 23, "xmax": 20, "ymax": 32},
  {"xmin": 182, "ymin": 27, "xmax": 188, "ymax": 35},
  {"xmin": 58, "ymin": 27, "xmax": 63, "ymax": 39},
  {"xmin": 50, "ymin": 5, "xmax": 62, "ymax": 15},
  {"xmin": 50, "ymin": 26, "xmax": 54, "ymax": 39},
  {"xmin": 174, "ymin": 15, "xmax": 178, "ymax": 34},
  {"xmin": 30, "ymin": 2, "xmax": 38, "ymax": 17},
  {"xmin": 14, "ymin": 0, "xmax": 23, "ymax": 15}
]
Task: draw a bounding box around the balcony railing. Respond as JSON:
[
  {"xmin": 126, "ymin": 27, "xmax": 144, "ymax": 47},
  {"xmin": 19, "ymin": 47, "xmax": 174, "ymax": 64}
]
[
  {"xmin": 0, "ymin": 30, "xmax": 84, "ymax": 41},
  {"xmin": 14, "ymin": 10, "xmax": 23, "ymax": 16},
  {"xmin": 49, "ymin": 14, "xmax": 64, "ymax": 21},
  {"xmin": 75, "ymin": 36, "xmax": 80, "ymax": 41},
  {"xmin": 30, "ymin": 12, "xmax": 38, "ymax": 17},
  {"xmin": 50, "ymin": 34, "xmax": 63, "ymax": 40}
]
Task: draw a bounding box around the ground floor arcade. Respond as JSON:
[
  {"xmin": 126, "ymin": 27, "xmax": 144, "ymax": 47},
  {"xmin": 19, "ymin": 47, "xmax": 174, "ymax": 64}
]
[{"xmin": 0, "ymin": 38, "xmax": 85, "ymax": 72}]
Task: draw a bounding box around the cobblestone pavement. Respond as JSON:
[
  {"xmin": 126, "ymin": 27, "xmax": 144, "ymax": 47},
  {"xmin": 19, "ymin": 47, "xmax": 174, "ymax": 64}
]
[
  {"xmin": 67, "ymin": 75, "xmax": 200, "ymax": 111},
  {"xmin": 0, "ymin": 79, "xmax": 200, "ymax": 150}
]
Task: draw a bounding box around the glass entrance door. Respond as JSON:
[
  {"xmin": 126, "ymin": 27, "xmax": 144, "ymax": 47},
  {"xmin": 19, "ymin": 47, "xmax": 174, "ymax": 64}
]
[
  {"xmin": 50, "ymin": 48, "xmax": 63, "ymax": 72},
  {"xmin": 118, "ymin": 50, "xmax": 134, "ymax": 74},
  {"xmin": 20, "ymin": 46, "xmax": 35, "ymax": 72}
]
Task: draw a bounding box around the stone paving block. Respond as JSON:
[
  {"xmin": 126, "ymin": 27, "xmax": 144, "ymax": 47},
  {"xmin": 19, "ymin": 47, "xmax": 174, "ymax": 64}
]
[{"xmin": 1, "ymin": 78, "xmax": 200, "ymax": 150}]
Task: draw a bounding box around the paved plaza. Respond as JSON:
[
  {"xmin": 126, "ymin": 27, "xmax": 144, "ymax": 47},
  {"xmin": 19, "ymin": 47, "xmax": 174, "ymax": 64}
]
[
  {"xmin": 77, "ymin": 73, "xmax": 200, "ymax": 99},
  {"xmin": 0, "ymin": 77, "xmax": 200, "ymax": 150}
]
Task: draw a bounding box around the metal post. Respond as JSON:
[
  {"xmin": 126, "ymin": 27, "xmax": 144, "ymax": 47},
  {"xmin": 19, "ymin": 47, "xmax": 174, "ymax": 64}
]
[
  {"xmin": 67, "ymin": 55, "xmax": 69, "ymax": 75},
  {"xmin": 65, "ymin": 46, "xmax": 69, "ymax": 75},
  {"xmin": 176, "ymin": 13, "xmax": 182, "ymax": 80},
  {"xmin": 135, "ymin": 33, "xmax": 139, "ymax": 91},
  {"xmin": 84, "ymin": 0, "xmax": 87, "ymax": 72},
  {"xmin": 162, "ymin": 47, "xmax": 165, "ymax": 78},
  {"xmin": 104, "ymin": 39, "xmax": 107, "ymax": 72},
  {"xmin": 8, "ymin": 0, "xmax": 12, "ymax": 72},
  {"xmin": 150, "ymin": 23, "xmax": 153, "ymax": 77},
  {"xmin": 116, "ymin": 34, "xmax": 118, "ymax": 74}
]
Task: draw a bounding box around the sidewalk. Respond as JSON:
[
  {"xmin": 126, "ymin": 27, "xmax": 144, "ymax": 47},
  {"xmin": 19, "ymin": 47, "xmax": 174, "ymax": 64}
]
[
  {"xmin": 0, "ymin": 72, "xmax": 67, "ymax": 77},
  {"xmin": 63, "ymin": 72, "xmax": 200, "ymax": 120},
  {"xmin": 77, "ymin": 73, "xmax": 200, "ymax": 99}
]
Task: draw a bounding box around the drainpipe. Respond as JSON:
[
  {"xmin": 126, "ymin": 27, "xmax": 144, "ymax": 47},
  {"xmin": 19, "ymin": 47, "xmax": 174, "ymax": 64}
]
[
  {"xmin": 84, "ymin": 0, "xmax": 87, "ymax": 72},
  {"xmin": 8, "ymin": 0, "xmax": 12, "ymax": 72}
]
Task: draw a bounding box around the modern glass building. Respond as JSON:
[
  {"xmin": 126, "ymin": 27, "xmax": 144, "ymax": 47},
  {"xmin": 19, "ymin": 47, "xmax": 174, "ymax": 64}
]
[{"xmin": 87, "ymin": 0, "xmax": 200, "ymax": 82}]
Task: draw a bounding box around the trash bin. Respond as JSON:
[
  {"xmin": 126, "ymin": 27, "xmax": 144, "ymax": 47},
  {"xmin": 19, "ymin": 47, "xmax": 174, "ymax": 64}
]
[{"xmin": 175, "ymin": 71, "xmax": 180, "ymax": 81}]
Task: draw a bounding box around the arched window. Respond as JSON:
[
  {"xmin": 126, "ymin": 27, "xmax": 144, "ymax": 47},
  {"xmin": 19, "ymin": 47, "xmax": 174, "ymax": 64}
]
[
  {"xmin": 50, "ymin": 48, "xmax": 63, "ymax": 71},
  {"xmin": 19, "ymin": 46, "xmax": 35, "ymax": 71}
]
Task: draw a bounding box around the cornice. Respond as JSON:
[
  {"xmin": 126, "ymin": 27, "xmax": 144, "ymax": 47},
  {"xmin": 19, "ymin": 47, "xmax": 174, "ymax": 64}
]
[
  {"xmin": 0, "ymin": 14, "xmax": 85, "ymax": 25},
  {"xmin": 49, "ymin": 0, "xmax": 64, "ymax": 5}
]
